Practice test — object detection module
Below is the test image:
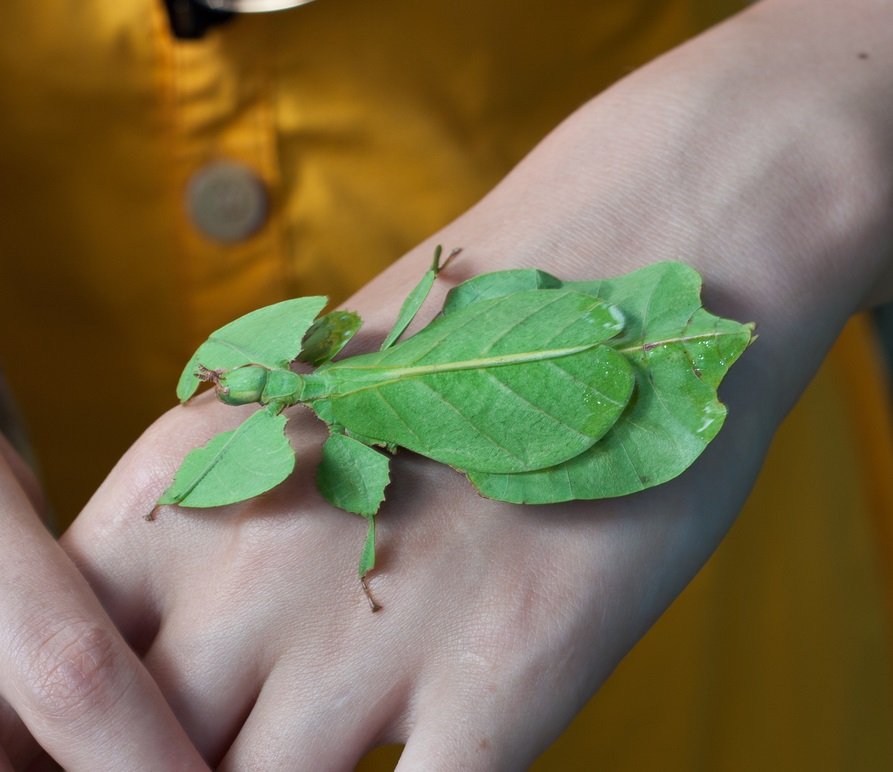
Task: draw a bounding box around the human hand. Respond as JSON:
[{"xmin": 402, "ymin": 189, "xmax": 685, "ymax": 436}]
[
  {"xmin": 0, "ymin": 433, "xmax": 208, "ymax": 771},
  {"xmin": 64, "ymin": 0, "xmax": 893, "ymax": 767},
  {"xmin": 61, "ymin": 360, "xmax": 771, "ymax": 771}
]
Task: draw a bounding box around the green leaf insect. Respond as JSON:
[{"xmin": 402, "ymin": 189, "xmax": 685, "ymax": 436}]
[{"xmin": 156, "ymin": 255, "xmax": 754, "ymax": 608}]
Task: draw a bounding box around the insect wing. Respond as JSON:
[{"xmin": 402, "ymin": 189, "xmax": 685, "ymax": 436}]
[
  {"xmin": 315, "ymin": 289, "xmax": 634, "ymax": 474},
  {"xmin": 442, "ymin": 268, "xmax": 562, "ymax": 315},
  {"xmin": 468, "ymin": 262, "xmax": 755, "ymax": 502}
]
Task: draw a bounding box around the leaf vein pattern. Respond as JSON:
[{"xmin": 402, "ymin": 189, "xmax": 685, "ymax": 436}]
[
  {"xmin": 616, "ymin": 329, "xmax": 739, "ymax": 355},
  {"xmin": 371, "ymin": 390, "xmax": 428, "ymax": 449},
  {"xmin": 542, "ymin": 358, "xmax": 628, "ymax": 408},
  {"xmin": 644, "ymin": 375, "xmax": 691, "ymax": 455},
  {"xmin": 637, "ymin": 275, "xmax": 660, "ymax": 365},
  {"xmin": 176, "ymin": 413, "xmax": 276, "ymax": 501},
  {"xmin": 562, "ymin": 462, "xmax": 576, "ymax": 499},
  {"xmin": 414, "ymin": 380, "xmax": 528, "ymax": 464},
  {"xmin": 323, "ymin": 345, "xmax": 602, "ymax": 395},
  {"xmin": 678, "ymin": 307, "xmax": 707, "ymax": 375},
  {"xmin": 615, "ymin": 433, "xmax": 647, "ymax": 488},
  {"xmin": 205, "ymin": 337, "xmax": 264, "ymax": 364},
  {"xmin": 397, "ymin": 300, "xmax": 497, "ymax": 364},
  {"xmin": 483, "ymin": 370, "xmax": 592, "ymax": 441},
  {"xmin": 479, "ymin": 293, "xmax": 572, "ymax": 354},
  {"xmin": 542, "ymin": 298, "xmax": 600, "ymax": 347}
]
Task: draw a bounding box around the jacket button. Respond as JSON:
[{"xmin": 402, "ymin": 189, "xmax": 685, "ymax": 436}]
[{"xmin": 186, "ymin": 161, "xmax": 268, "ymax": 242}]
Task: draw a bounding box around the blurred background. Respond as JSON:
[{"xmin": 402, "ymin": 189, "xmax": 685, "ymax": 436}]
[{"xmin": 1, "ymin": 2, "xmax": 891, "ymax": 768}]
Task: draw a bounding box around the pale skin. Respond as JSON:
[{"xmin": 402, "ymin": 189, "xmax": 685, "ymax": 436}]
[
  {"xmin": 0, "ymin": 434, "xmax": 208, "ymax": 771},
  {"xmin": 2, "ymin": 0, "xmax": 892, "ymax": 767}
]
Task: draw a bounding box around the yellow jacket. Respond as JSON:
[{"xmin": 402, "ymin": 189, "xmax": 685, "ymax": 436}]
[{"xmin": 1, "ymin": 1, "xmax": 891, "ymax": 768}]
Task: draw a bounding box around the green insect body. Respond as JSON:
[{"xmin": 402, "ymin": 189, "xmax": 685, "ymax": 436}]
[
  {"xmin": 305, "ymin": 290, "xmax": 635, "ymax": 474},
  {"xmin": 157, "ymin": 255, "xmax": 755, "ymax": 591},
  {"xmin": 214, "ymin": 366, "xmax": 268, "ymax": 406},
  {"xmin": 214, "ymin": 366, "xmax": 303, "ymax": 407}
]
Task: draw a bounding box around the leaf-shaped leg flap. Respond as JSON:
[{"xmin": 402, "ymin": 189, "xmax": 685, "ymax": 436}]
[
  {"xmin": 379, "ymin": 245, "xmax": 454, "ymax": 351},
  {"xmin": 379, "ymin": 270, "xmax": 437, "ymax": 351},
  {"xmin": 317, "ymin": 432, "xmax": 390, "ymax": 578},
  {"xmin": 177, "ymin": 296, "xmax": 327, "ymax": 402},
  {"xmin": 298, "ymin": 310, "xmax": 363, "ymax": 366},
  {"xmin": 317, "ymin": 432, "xmax": 391, "ymax": 517},
  {"xmin": 157, "ymin": 408, "xmax": 295, "ymax": 508}
]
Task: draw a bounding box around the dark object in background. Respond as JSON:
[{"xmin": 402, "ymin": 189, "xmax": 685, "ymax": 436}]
[
  {"xmin": 163, "ymin": 0, "xmax": 234, "ymax": 39},
  {"xmin": 874, "ymin": 303, "xmax": 893, "ymax": 394}
]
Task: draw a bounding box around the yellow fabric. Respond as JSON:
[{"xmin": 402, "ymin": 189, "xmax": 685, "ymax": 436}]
[
  {"xmin": 1, "ymin": 1, "xmax": 891, "ymax": 769},
  {"xmin": 0, "ymin": 0, "xmax": 741, "ymax": 513}
]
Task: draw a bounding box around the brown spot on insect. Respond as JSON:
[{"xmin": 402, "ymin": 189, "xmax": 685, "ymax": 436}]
[{"xmin": 692, "ymin": 366, "xmax": 703, "ymax": 379}]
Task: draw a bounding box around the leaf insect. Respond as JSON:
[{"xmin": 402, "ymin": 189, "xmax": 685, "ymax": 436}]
[{"xmin": 155, "ymin": 252, "xmax": 754, "ymax": 611}]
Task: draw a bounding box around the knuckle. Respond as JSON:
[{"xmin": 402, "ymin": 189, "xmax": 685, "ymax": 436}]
[{"xmin": 15, "ymin": 616, "xmax": 129, "ymax": 722}]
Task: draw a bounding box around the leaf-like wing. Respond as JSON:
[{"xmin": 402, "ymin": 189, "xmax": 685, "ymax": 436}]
[
  {"xmin": 317, "ymin": 432, "xmax": 391, "ymax": 517},
  {"xmin": 309, "ymin": 289, "xmax": 634, "ymax": 474},
  {"xmin": 177, "ymin": 296, "xmax": 327, "ymax": 402},
  {"xmin": 156, "ymin": 408, "xmax": 295, "ymax": 507},
  {"xmin": 297, "ymin": 310, "xmax": 362, "ymax": 366},
  {"xmin": 467, "ymin": 262, "xmax": 754, "ymax": 502},
  {"xmin": 442, "ymin": 268, "xmax": 562, "ymax": 315}
]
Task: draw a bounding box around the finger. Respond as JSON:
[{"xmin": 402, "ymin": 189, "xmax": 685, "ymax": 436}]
[
  {"xmin": 0, "ymin": 433, "xmax": 45, "ymax": 520},
  {"xmin": 0, "ymin": 468, "xmax": 208, "ymax": 771},
  {"xmin": 396, "ymin": 716, "xmax": 504, "ymax": 771},
  {"xmin": 62, "ymin": 505, "xmax": 163, "ymax": 653},
  {"xmin": 0, "ymin": 694, "xmax": 39, "ymax": 769},
  {"xmin": 0, "ymin": 745, "xmax": 13, "ymax": 772},
  {"xmin": 137, "ymin": 605, "xmax": 267, "ymax": 764},
  {"xmin": 61, "ymin": 398, "xmax": 256, "ymax": 649},
  {"xmin": 394, "ymin": 662, "xmax": 574, "ymax": 772},
  {"xmin": 396, "ymin": 712, "xmax": 529, "ymax": 772},
  {"xmin": 66, "ymin": 477, "xmax": 265, "ymax": 762},
  {"xmin": 22, "ymin": 751, "xmax": 63, "ymax": 772},
  {"xmin": 135, "ymin": 526, "xmax": 371, "ymax": 763},
  {"xmin": 218, "ymin": 654, "xmax": 408, "ymax": 772}
]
